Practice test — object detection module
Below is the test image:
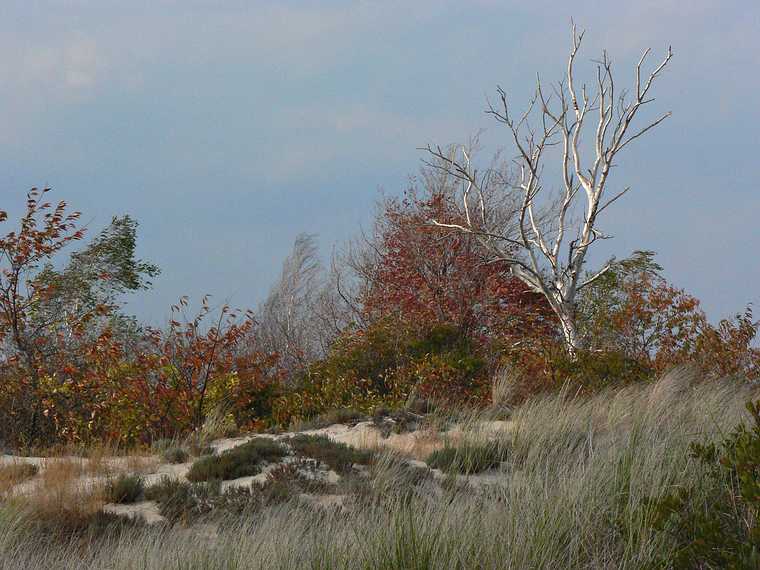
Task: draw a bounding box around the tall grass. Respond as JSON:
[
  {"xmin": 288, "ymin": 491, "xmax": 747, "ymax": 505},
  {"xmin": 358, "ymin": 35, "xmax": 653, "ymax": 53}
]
[{"xmin": 0, "ymin": 371, "xmax": 755, "ymax": 569}]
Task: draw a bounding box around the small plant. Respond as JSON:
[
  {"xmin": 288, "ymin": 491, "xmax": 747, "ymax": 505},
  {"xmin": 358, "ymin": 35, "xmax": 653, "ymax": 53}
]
[
  {"xmin": 186, "ymin": 438, "xmax": 287, "ymax": 482},
  {"xmin": 145, "ymin": 477, "xmax": 221, "ymax": 523},
  {"xmin": 144, "ymin": 476, "xmax": 183, "ymax": 503},
  {"xmin": 288, "ymin": 434, "xmax": 373, "ymax": 473},
  {"xmin": 426, "ymin": 440, "xmax": 508, "ymax": 475},
  {"xmin": 161, "ymin": 447, "xmax": 189, "ymax": 464},
  {"xmin": 105, "ymin": 474, "xmax": 144, "ymax": 504}
]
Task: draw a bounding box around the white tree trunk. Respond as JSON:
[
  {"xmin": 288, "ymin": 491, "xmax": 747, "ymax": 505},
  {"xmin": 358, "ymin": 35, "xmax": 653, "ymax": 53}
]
[{"xmin": 424, "ymin": 25, "xmax": 672, "ymax": 357}]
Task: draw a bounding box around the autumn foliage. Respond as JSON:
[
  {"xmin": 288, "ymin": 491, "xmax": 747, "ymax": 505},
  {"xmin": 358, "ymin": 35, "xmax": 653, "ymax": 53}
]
[
  {"xmin": 1, "ymin": 187, "xmax": 758, "ymax": 448},
  {"xmin": 363, "ymin": 185, "xmax": 554, "ymax": 342},
  {"xmin": 0, "ymin": 190, "xmax": 278, "ymax": 448}
]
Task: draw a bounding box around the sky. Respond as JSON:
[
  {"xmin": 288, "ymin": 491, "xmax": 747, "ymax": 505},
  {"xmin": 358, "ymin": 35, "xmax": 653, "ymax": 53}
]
[{"xmin": 0, "ymin": 0, "xmax": 758, "ymax": 324}]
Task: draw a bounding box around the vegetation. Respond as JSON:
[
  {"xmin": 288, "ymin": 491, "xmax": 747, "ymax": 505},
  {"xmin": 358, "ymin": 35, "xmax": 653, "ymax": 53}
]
[
  {"xmin": 161, "ymin": 446, "xmax": 190, "ymax": 464},
  {"xmin": 1, "ymin": 178, "xmax": 757, "ymax": 449},
  {"xmin": 186, "ymin": 438, "xmax": 287, "ymax": 482},
  {"xmin": 144, "ymin": 477, "xmax": 223, "ymax": 523},
  {"xmin": 0, "ymin": 377, "xmax": 756, "ymax": 568},
  {"xmin": 0, "ymin": 462, "xmax": 39, "ymax": 497},
  {"xmin": 294, "ymin": 407, "xmax": 367, "ymax": 431},
  {"xmin": 105, "ymin": 474, "xmax": 144, "ymax": 504},
  {"xmin": 0, "ymin": 25, "xmax": 758, "ymax": 570},
  {"xmin": 288, "ymin": 434, "xmax": 373, "ymax": 473},
  {"xmin": 426, "ymin": 441, "xmax": 508, "ymax": 475},
  {"xmin": 645, "ymin": 399, "xmax": 760, "ymax": 568}
]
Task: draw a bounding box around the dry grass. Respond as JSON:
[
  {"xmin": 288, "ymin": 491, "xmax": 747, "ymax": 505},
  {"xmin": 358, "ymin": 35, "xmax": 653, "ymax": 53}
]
[
  {"xmin": 0, "ymin": 461, "xmax": 39, "ymax": 497},
  {"xmin": 0, "ymin": 373, "xmax": 756, "ymax": 568},
  {"xmin": 491, "ymin": 365, "xmax": 519, "ymax": 407},
  {"xmin": 4, "ymin": 458, "xmax": 108, "ymax": 541}
]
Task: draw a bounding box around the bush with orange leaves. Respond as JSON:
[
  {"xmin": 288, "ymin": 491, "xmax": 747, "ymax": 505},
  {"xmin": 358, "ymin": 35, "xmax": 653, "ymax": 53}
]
[{"xmin": 0, "ymin": 190, "xmax": 280, "ymax": 448}]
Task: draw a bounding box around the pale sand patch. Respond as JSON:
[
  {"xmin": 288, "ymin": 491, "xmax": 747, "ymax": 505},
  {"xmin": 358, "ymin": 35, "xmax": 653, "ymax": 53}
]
[
  {"xmin": 299, "ymin": 493, "xmax": 345, "ymax": 509},
  {"xmin": 142, "ymin": 461, "xmax": 193, "ymax": 487},
  {"xmin": 103, "ymin": 501, "xmax": 165, "ymax": 524},
  {"xmin": 2, "ymin": 418, "xmax": 516, "ymax": 514}
]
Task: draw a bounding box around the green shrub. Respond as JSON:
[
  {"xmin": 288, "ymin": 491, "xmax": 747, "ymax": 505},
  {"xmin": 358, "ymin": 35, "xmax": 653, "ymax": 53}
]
[
  {"xmin": 144, "ymin": 477, "xmax": 221, "ymax": 523},
  {"xmin": 144, "ymin": 477, "xmax": 187, "ymax": 504},
  {"xmin": 645, "ymin": 399, "xmax": 760, "ymax": 568},
  {"xmin": 105, "ymin": 474, "xmax": 144, "ymax": 504},
  {"xmin": 217, "ymin": 462, "xmax": 329, "ymax": 515},
  {"xmin": 426, "ymin": 441, "xmax": 508, "ymax": 475},
  {"xmin": 144, "ymin": 467, "xmax": 319, "ymax": 524},
  {"xmin": 550, "ymin": 349, "xmax": 654, "ymax": 391},
  {"xmin": 272, "ymin": 320, "xmax": 488, "ymax": 427},
  {"xmin": 161, "ymin": 447, "xmax": 189, "ymax": 464},
  {"xmin": 186, "ymin": 438, "xmax": 287, "ymax": 482},
  {"xmin": 288, "ymin": 434, "xmax": 373, "ymax": 473}
]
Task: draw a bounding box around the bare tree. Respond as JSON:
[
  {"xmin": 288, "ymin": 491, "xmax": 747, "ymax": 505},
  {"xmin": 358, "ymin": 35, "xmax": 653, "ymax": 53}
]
[{"xmin": 424, "ymin": 25, "xmax": 673, "ymax": 355}]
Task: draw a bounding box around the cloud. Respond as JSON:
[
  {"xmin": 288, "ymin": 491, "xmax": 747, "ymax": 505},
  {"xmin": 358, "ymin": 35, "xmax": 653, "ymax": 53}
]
[{"xmin": 1, "ymin": 34, "xmax": 107, "ymax": 98}]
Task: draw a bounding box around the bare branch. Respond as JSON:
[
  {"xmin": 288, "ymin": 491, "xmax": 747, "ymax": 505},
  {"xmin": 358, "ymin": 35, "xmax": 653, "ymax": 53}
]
[{"xmin": 420, "ymin": 25, "xmax": 672, "ymax": 355}]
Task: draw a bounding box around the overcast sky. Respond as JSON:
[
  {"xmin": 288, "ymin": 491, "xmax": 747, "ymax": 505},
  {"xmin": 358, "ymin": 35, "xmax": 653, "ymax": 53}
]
[{"xmin": 1, "ymin": 0, "xmax": 758, "ymax": 324}]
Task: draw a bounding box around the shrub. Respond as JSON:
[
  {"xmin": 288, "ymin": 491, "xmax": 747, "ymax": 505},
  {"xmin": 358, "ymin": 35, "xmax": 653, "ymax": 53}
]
[
  {"xmin": 19, "ymin": 506, "xmax": 147, "ymax": 544},
  {"xmin": 105, "ymin": 474, "xmax": 144, "ymax": 504},
  {"xmin": 144, "ymin": 468, "xmax": 318, "ymax": 524},
  {"xmin": 645, "ymin": 399, "xmax": 760, "ymax": 568},
  {"xmin": 186, "ymin": 438, "xmax": 287, "ymax": 482},
  {"xmin": 426, "ymin": 441, "xmax": 508, "ymax": 475},
  {"xmin": 288, "ymin": 434, "xmax": 373, "ymax": 473},
  {"xmin": 550, "ymin": 349, "xmax": 654, "ymax": 391},
  {"xmin": 502, "ymin": 344, "xmax": 656, "ymax": 404},
  {"xmin": 273, "ymin": 321, "xmax": 491, "ymax": 427},
  {"xmin": 161, "ymin": 447, "xmax": 189, "ymax": 464},
  {"xmin": 218, "ymin": 462, "xmax": 330, "ymax": 514},
  {"xmin": 144, "ymin": 476, "xmax": 183, "ymax": 503},
  {"xmin": 144, "ymin": 477, "xmax": 221, "ymax": 523}
]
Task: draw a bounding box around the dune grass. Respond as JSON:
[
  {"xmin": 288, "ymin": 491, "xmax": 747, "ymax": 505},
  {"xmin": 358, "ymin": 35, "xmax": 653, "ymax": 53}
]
[
  {"xmin": 0, "ymin": 462, "xmax": 39, "ymax": 497},
  {"xmin": 0, "ymin": 371, "xmax": 755, "ymax": 568}
]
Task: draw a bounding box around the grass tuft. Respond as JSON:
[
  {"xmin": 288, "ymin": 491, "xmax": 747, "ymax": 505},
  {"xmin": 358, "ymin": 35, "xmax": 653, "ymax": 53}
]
[
  {"xmin": 105, "ymin": 474, "xmax": 144, "ymax": 504},
  {"xmin": 426, "ymin": 440, "xmax": 508, "ymax": 474}
]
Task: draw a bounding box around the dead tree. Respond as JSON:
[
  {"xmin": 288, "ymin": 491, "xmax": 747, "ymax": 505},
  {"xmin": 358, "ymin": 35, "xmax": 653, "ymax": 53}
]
[{"xmin": 424, "ymin": 25, "xmax": 673, "ymax": 355}]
